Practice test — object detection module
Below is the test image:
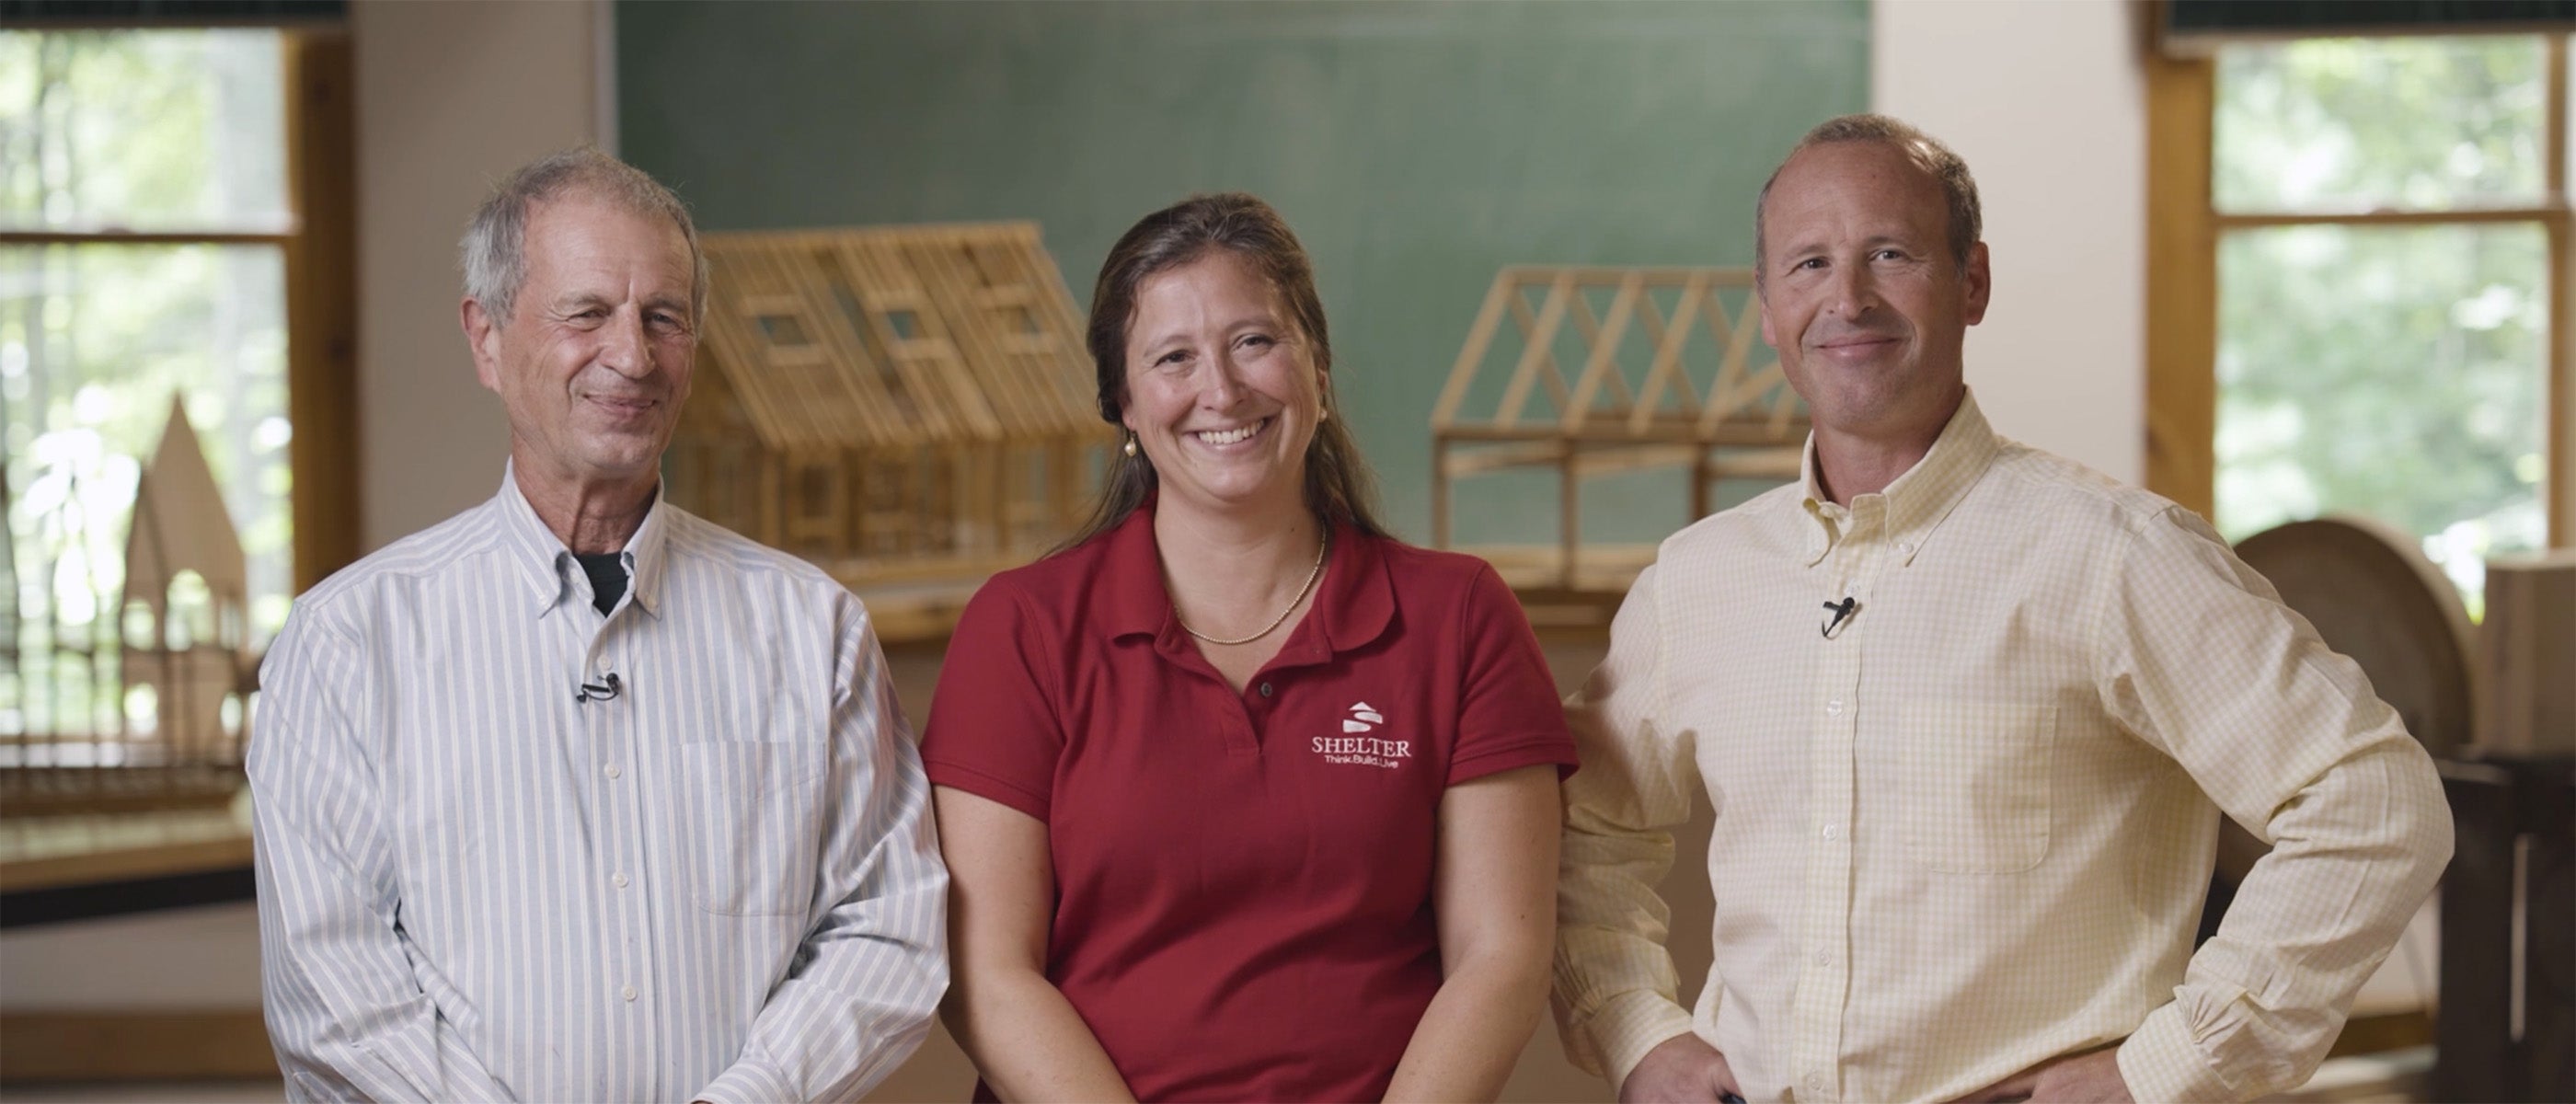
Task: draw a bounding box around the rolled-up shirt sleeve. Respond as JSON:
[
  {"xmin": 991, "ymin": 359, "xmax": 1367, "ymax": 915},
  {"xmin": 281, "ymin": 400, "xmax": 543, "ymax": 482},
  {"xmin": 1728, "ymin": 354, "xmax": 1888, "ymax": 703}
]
[
  {"xmin": 695, "ymin": 595, "xmax": 949, "ymax": 1104},
  {"xmin": 251, "ymin": 602, "xmax": 517, "ymax": 1103},
  {"xmin": 2099, "ymin": 508, "xmax": 2453, "ymax": 1101},
  {"xmin": 1551, "ymin": 563, "xmax": 1704, "ymax": 1088}
]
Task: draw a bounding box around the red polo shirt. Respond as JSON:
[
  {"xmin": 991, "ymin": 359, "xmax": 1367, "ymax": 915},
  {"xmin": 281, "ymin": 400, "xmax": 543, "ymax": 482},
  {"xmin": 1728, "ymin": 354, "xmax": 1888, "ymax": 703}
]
[{"xmin": 921, "ymin": 502, "xmax": 1576, "ymax": 1102}]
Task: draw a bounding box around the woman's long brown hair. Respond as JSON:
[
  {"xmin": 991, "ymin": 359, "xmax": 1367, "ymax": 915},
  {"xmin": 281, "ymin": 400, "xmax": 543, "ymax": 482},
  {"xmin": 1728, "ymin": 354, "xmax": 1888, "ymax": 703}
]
[{"xmin": 1055, "ymin": 192, "xmax": 1387, "ymax": 552}]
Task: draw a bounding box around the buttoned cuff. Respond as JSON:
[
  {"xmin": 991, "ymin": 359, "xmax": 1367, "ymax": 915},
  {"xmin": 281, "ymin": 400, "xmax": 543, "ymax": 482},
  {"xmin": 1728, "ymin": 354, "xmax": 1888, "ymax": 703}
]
[
  {"xmin": 696, "ymin": 1062, "xmax": 794, "ymax": 1104},
  {"xmin": 2117, "ymin": 1003, "xmax": 2239, "ymax": 1103},
  {"xmin": 1589, "ymin": 989, "xmax": 1700, "ymax": 1093}
]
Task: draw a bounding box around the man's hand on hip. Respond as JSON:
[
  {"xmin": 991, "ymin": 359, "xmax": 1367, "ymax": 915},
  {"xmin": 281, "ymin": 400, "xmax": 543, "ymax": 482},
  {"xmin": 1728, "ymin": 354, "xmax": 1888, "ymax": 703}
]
[
  {"xmin": 1952, "ymin": 1047, "xmax": 2134, "ymax": 1104},
  {"xmin": 1618, "ymin": 1032, "xmax": 1744, "ymax": 1104}
]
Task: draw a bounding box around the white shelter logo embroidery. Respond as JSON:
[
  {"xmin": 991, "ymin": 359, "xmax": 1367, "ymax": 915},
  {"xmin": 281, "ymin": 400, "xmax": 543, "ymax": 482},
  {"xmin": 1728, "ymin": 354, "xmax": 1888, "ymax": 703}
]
[{"xmin": 1312, "ymin": 701, "xmax": 1411, "ymax": 769}]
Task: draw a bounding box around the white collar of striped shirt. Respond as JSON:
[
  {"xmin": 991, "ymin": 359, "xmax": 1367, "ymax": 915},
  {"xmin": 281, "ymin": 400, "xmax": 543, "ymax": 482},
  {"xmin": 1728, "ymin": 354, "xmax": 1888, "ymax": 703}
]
[
  {"xmin": 492, "ymin": 461, "xmax": 673, "ymax": 621},
  {"xmin": 1795, "ymin": 387, "xmax": 2003, "ymax": 569}
]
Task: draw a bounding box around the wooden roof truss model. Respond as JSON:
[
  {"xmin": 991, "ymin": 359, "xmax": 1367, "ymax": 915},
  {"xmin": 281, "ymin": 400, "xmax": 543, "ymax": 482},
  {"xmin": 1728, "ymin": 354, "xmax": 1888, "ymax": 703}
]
[{"xmin": 1430, "ymin": 264, "xmax": 1809, "ymax": 596}]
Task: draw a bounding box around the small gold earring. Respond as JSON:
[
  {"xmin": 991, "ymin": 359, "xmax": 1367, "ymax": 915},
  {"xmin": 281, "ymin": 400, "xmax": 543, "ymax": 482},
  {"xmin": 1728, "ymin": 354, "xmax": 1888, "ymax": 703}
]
[{"xmin": 1122, "ymin": 433, "xmax": 1139, "ymax": 457}]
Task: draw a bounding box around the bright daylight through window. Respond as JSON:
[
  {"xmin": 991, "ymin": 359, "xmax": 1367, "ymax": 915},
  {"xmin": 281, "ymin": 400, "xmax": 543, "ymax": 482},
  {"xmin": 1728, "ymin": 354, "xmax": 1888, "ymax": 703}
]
[
  {"xmin": 2210, "ymin": 34, "xmax": 2568, "ymax": 616},
  {"xmin": 2, "ymin": 29, "xmax": 293, "ymax": 745}
]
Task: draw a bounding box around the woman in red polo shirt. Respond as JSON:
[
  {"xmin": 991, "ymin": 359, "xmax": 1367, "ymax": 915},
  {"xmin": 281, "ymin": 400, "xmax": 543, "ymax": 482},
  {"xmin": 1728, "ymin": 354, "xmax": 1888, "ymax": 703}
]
[{"xmin": 921, "ymin": 193, "xmax": 1576, "ymax": 1102}]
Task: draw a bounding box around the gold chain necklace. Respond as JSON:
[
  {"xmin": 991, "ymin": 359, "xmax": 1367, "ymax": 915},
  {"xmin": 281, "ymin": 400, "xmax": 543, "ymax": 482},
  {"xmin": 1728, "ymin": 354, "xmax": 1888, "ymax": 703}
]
[{"xmin": 1177, "ymin": 529, "xmax": 1330, "ymax": 647}]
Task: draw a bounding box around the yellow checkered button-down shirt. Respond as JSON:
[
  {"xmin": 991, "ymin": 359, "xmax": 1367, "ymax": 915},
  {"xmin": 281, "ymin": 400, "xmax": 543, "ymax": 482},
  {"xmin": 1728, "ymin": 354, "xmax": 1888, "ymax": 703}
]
[{"xmin": 1552, "ymin": 392, "xmax": 2451, "ymax": 1103}]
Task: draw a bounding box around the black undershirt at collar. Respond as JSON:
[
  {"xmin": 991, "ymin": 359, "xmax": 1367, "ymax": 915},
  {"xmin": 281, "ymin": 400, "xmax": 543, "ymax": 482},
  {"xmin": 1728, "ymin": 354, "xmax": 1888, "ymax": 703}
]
[{"xmin": 574, "ymin": 552, "xmax": 627, "ymax": 615}]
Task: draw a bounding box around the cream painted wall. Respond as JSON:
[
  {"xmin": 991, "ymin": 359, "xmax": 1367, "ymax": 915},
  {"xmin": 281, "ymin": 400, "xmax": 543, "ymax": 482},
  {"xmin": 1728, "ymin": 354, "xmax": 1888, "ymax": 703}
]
[
  {"xmin": 354, "ymin": 0, "xmax": 606, "ymax": 552},
  {"xmin": 1872, "ymin": 0, "xmax": 2148, "ymax": 486}
]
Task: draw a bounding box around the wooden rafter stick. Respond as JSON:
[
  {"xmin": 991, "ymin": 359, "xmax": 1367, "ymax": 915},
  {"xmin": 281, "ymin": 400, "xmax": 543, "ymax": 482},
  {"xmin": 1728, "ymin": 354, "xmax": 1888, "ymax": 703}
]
[
  {"xmin": 1699, "ymin": 293, "xmax": 1775, "ymax": 436},
  {"xmin": 1697, "ymin": 282, "xmax": 1743, "ymax": 406},
  {"xmin": 1723, "ymin": 293, "xmax": 1765, "ymax": 386},
  {"xmin": 1593, "ymin": 282, "xmax": 1641, "ymax": 411},
  {"xmin": 1432, "ymin": 271, "xmax": 1515, "ymax": 428},
  {"xmin": 850, "ymin": 236, "xmax": 975, "ymax": 443},
  {"xmin": 1442, "ymin": 440, "xmax": 1581, "ymax": 477},
  {"xmin": 891, "ymin": 234, "xmax": 987, "ymax": 434},
  {"xmin": 739, "ymin": 245, "xmax": 869, "ymax": 447},
  {"xmin": 1632, "ymin": 272, "xmax": 1708, "ymax": 434},
  {"xmin": 977, "ymin": 243, "xmax": 1042, "ymax": 434},
  {"xmin": 1562, "ymin": 273, "xmax": 1645, "ymax": 431},
  {"xmin": 787, "ymin": 243, "xmax": 903, "ymax": 448},
  {"xmin": 1500, "ymin": 280, "xmax": 1573, "ymax": 413},
  {"xmin": 1559, "ymin": 278, "xmax": 1640, "ymax": 408},
  {"xmin": 972, "ymin": 228, "xmax": 1097, "ymax": 436},
  {"xmin": 731, "ymin": 245, "xmax": 829, "ymax": 447},
  {"xmin": 1536, "ymin": 278, "xmax": 1585, "ymax": 415},
  {"xmin": 972, "ymin": 232, "xmax": 1058, "ymax": 433},
  {"xmin": 1630, "ymin": 285, "xmax": 1671, "ymax": 359},
  {"xmin": 1567, "ymin": 443, "xmax": 1700, "ymax": 478},
  {"xmin": 1494, "ymin": 273, "xmax": 1576, "ymax": 429},
  {"xmin": 983, "ymin": 229, "xmax": 1094, "ymax": 436},
  {"xmin": 1564, "ymin": 279, "xmax": 1603, "ymax": 347},
  {"xmin": 702, "ymin": 283, "xmax": 794, "ymax": 446},
  {"xmin": 1508, "ymin": 282, "xmax": 1540, "ymax": 340},
  {"xmin": 900, "ymin": 233, "xmax": 1007, "ymax": 440},
  {"xmin": 804, "ymin": 241, "xmax": 917, "ymax": 445}
]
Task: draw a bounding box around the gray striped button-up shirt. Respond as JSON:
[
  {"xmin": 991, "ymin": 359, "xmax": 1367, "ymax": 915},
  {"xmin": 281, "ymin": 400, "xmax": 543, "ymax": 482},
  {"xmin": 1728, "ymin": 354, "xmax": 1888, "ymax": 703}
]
[{"xmin": 251, "ymin": 470, "xmax": 948, "ymax": 1102}]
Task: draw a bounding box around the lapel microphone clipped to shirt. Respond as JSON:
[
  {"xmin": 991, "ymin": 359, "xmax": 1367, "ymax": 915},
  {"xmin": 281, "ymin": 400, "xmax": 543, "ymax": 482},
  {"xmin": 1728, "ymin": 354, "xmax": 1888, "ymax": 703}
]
[
  {"xmin": 575, "ymin": 672, "xmax": 623, "ymax": 703},
  {"xmin": 1822, "ymin": 596, "xmax": 1860, "ymax": 638}
]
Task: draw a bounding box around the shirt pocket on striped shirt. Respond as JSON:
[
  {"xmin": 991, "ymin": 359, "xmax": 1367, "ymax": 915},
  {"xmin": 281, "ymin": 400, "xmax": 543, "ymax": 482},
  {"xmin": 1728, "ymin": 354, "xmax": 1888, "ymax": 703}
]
[
  {"xmin": 1892, "ymin": 700, "xmax": 2055, "ymax": 874},
  {"xmin": 678, "ymin": 740, "xmax": 828, "ymax": 915}
]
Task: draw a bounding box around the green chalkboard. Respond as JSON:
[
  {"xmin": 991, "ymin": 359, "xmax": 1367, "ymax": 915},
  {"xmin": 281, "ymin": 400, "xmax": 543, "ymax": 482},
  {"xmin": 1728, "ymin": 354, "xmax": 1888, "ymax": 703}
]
[{"xmin": 619, "ymin": 0, "xmax": 1868, "ymax": 545}]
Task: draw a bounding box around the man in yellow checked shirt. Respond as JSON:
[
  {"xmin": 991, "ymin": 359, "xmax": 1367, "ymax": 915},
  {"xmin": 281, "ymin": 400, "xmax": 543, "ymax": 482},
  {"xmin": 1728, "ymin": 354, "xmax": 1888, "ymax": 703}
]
[{"xmin": 1551, "ymin": 114, "xmax": 2452, "ymax": 1104}]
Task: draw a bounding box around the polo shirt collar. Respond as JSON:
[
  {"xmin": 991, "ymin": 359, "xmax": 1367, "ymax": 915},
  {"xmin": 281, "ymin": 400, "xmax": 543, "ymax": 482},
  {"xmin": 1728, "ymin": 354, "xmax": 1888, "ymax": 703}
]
[
  {"xmin": 1795, "ymin": 387, "xmax": 2002, "ymax": 568},
  {"xmin": 1307, "ymin": 518, "xmax": 1394, "ymax": 654},
  {"xmin": 1097, "ymin": 497, "xmax": 1395, "ymax": 661},
  {"xmin": 491, "ymin": 460, "xmax": 672, "ymax": 620},
  {"xmin": 1098, "ymin": 504, "xmax": 1170, "ymax": 641}
]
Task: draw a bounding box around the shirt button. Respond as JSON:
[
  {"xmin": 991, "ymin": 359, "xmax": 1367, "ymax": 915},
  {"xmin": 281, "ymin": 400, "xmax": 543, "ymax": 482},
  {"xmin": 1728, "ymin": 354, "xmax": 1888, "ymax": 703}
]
[
  {"xmin": 612, "ymin": 872, "xmax": 629, "ymax": 888},
  {"xmin": 592, "ymin": 656, "xmax": 611, "ymax": 676},
  {"xmin": 1821, "ymin": 823, "xmax": 1840, "ymax": 841},
  {"xmin": 1808, "ymin": 1074, "xmax": 1827, "ymax": 1094},
  {"xmin": 1258, "ymin": 682, "xmax": 1273, "ymax": 697},
  {"xmin": 1897, "ymin": 540, "xmax": 1915, "ymax": 556},
  {"xmin": 1815, "ymin": 949, "xmax": 1833, "ymax": 967},
  {"xmin": 603, "ymin": 764, "xmax": 621, "ymax": 779},
  {"xmin": 620, "ymin": 984, "xmax": 638, "ymax": 1002},
  {"xmin": 1825, "ymin": 697, "xmax": 1846, "ymax": 716}
]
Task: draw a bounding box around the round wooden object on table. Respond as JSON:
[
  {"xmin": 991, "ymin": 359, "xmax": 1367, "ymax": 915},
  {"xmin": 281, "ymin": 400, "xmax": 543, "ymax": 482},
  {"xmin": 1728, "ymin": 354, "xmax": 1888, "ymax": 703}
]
[{"xmin": 2214, "ymin": 515, "xmax": 2478, "ymax": 884}]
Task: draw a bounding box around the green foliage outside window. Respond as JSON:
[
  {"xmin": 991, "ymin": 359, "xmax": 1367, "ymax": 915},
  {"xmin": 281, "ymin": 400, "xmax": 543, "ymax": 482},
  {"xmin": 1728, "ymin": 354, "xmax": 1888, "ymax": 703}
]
[
  {"xmin": 2212, "ymin": 36, "xmax": 2562, "ymax": 616},
  {"xmin": 1, "ymin": 29, "xmax": 293, "ymax": 741}
]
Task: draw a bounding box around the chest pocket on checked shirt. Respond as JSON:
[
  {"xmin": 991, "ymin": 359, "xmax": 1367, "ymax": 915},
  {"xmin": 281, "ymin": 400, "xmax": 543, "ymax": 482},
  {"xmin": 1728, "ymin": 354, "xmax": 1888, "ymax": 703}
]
[
  {"xmin": 1893, "ymin": 700, "xmax": 2055, "ymax": 874},
  {"xmin": 679, "ymin": 740, "xmax": 828, "ymax": 915}
]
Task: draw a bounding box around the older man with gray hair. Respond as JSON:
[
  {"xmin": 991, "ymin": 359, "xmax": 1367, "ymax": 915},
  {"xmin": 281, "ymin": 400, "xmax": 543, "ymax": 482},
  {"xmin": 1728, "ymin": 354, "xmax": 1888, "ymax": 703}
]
[{"xmin": 250, "ymin": 147, "xmax": 947, "ymax": 1102}]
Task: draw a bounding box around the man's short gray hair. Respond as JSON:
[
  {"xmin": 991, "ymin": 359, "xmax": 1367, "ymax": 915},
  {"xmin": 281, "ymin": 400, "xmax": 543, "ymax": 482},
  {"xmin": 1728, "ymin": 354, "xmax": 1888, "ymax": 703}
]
[
  {"xmin": 459, "ymin": 146, "xmax": 709, "ymax": 327},
  {"xmin": 1754, "ymin": 113, "xmax": 1982, "ymax": 282}
]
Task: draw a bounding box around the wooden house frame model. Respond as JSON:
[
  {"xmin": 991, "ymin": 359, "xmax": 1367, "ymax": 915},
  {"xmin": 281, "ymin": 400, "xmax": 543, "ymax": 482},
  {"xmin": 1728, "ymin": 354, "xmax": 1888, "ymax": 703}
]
[
  {"xmin": 3, "ymin": 398, "xmax": 257, "ymax": 815},
  {"xmin": 666, "ymin": 222, "xmax": 1107, "ymax": 634}
]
